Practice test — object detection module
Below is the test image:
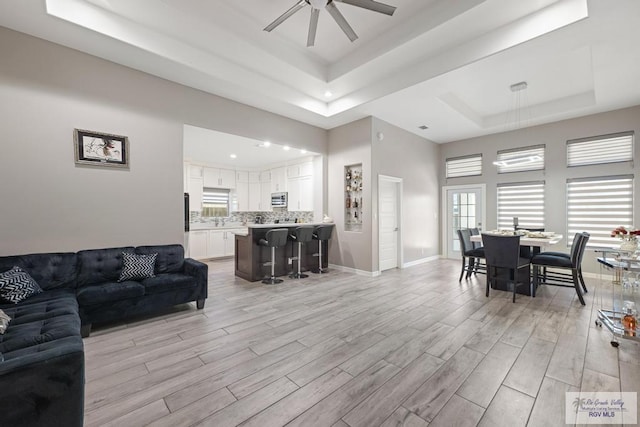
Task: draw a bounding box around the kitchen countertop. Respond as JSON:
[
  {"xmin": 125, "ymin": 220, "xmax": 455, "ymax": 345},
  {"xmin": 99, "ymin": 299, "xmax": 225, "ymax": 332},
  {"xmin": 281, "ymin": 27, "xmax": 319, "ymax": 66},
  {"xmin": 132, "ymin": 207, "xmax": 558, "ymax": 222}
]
[
  {"xmin": 189, "ymin": 223, "xmax": 247, "ymax": 231},
  {"xmin": 247, "ymin": 222, "xmax": 328, "ymax": 229}
]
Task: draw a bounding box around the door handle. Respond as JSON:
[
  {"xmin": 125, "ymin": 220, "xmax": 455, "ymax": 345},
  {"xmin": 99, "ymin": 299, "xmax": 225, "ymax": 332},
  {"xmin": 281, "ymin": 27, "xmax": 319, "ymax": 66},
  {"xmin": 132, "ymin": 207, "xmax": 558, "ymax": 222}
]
[{"xmin": 394, "ymin": 227, "xmax": 398, "ymax": 231}]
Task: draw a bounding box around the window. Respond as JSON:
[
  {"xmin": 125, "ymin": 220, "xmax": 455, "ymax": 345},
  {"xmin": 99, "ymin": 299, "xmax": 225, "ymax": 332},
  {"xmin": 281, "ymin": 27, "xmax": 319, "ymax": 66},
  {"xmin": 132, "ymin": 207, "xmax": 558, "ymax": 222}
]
[
  {"xmin": 497, "ymin": 181, "xmax": 545, "ymax": 230},
  {"xmin": 567, "ymin": 131, "xmax": 633, "ymax": 167},
  {"xmin": 202, "ymin": 188, "xmax": 230, "ymax": 217},
  {"xmin": 567, "ymin": 175, "xmax": 633, "ymax": 248},
  {"xmin": 495, "ymin": 145, "xmax": 545, "ymax": 173},
  {"xmin": 446, "ymin": 154, "xmax": 482, "ymax": 178}
]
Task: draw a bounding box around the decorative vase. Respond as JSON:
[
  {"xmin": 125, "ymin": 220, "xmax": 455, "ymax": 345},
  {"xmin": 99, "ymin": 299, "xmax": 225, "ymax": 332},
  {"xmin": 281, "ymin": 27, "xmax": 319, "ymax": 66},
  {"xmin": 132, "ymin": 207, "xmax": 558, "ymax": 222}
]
[{"xmin": 619, "ymin": 239, "xmax": 638, "ymax": 253}]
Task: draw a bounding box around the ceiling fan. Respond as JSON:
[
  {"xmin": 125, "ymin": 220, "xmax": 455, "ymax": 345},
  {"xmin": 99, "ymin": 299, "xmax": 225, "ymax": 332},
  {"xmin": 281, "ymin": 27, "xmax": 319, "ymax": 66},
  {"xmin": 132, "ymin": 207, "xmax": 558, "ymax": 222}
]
[{"xmin": 264, "ymin": 0, "xmax": 397, "ymax": 47}]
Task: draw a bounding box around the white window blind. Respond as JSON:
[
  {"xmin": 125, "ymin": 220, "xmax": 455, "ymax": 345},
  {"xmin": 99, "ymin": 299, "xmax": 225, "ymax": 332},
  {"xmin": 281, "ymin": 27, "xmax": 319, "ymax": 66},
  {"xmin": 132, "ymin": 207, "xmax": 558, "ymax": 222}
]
[
  {"xmin": 497, "ymin": 181, "xmax": 545, "ymax": 230},
  {"xmin": 446, "ymin": 154, "xmax": 482, "ymax": 178},
  {"xmin": 202, "ymin": 188, "xmax": 230, "ymax": 217},
  {"xmin": 496, "ymin": 145, "xmax": 545, "ymax": 173},
  {"xmin": 567, "ymin": 132, "xmax": 633, "ymax": 167},
  {"xmin": 567, "ymin": 175, "xmax": 634, "ymax": 248}
]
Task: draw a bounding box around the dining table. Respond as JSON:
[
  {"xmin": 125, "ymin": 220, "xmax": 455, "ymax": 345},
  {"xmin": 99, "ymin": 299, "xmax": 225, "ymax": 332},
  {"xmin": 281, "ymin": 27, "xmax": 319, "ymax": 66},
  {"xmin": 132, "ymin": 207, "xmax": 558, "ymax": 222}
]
[{"xmin": 470, "ymin": 231, "xmax": 564, "ymax": 296}]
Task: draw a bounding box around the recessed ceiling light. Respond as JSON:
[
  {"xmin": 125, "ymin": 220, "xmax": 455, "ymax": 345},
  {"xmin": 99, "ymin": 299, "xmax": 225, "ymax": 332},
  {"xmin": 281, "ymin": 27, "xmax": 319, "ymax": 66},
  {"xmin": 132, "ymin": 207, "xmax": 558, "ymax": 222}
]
[
  {"xmin": 324, "ymin": 91, "xmax": 333, "ymax": 98},
  {"xmin": 263, "ymin": 141, "xmax": 271, "ymax": 147},
  {"xmin": 229, "ymin": 154, "xmax": 237, "ymax": 159},
  {"xmin": 300, "ymin": 149, "xmax": 307, "ymax": 154},
  {"xmin": 283, "ymin": 146, "xmax": 290, "ymax": 151}
]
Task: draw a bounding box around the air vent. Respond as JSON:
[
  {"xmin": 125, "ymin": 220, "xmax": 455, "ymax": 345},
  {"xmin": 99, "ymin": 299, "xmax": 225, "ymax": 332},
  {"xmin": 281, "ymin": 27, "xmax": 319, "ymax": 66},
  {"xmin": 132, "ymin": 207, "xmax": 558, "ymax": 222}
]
[{"xmin": 418, "ymin": 125, "xmax": 429, "ymax": 130}]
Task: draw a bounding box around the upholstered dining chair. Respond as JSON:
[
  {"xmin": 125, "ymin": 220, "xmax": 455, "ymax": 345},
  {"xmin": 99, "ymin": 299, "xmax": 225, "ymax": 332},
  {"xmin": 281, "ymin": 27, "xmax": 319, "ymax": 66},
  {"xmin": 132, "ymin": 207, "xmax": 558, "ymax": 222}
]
[
  {"xmin": 457, "ymin": 228, "xmax": 485, "ymax": 281},
  {"xmin": 481, "ymin": 233, "xmax": 531, "ymax": 303},
  {"xmin": 530, "ymin": 232, "xmax": 590, "ymax": 305},
  {"xmin": 515, "ymin": 226, "xmax": 545, "ymax": 259}
]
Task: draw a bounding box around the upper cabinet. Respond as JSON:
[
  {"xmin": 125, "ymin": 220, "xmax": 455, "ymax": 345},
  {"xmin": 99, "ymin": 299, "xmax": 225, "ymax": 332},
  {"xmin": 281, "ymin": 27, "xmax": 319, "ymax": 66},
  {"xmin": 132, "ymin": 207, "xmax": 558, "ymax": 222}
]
[
  {"xmin": 204, "ymin": 167, "xmax": 236, "ymax": 189},
  {"xmin": 270, "ymin": 166, "xmax": 287, "ymax": 193},
  {"xmin": 287, "ymin": 161, "xmax": 312, "ymax": 179}
]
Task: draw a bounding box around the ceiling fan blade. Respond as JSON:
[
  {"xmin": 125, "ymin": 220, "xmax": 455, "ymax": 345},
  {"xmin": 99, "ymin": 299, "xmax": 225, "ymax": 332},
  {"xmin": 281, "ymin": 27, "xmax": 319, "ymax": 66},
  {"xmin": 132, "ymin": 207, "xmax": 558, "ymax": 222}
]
[
  {"xmin": 307, "ymin": 8, "xmax": 320, "ymax": 47},
  {"xmin": 325, "ymin": 2, "xmax": 358, "ymax": 42},
  {"xmin": 264, "ymin": 0, "xmax": 307, "ymax": 32},
  {"xmin": 335, "ymin": 0, "xmax": 396, "ymax": 16}
]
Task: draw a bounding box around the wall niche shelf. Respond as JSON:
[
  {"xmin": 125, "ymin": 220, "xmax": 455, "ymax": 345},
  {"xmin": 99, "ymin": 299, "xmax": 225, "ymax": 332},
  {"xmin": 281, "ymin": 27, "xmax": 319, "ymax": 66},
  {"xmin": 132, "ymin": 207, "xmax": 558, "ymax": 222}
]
[{"xmin": 345, "ymin": 163, "xmax": 363, "ymax": 232}]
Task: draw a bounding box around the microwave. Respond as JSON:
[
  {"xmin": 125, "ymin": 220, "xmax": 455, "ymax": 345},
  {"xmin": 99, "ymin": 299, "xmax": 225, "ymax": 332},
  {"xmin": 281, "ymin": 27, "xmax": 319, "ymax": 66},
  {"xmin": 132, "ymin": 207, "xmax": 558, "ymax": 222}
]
[{"xmin": 271, "ymin": 192, "xmax": 288, "ymax": 207}]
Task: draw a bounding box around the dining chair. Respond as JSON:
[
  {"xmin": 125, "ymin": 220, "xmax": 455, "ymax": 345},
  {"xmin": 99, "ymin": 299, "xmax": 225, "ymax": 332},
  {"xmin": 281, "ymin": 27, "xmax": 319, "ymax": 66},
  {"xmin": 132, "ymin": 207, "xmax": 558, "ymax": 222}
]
[
  {"xmin": 530, "ymin": 232, "xmax": 590, "ymax": 305},
  {"xmin": 481, "ymin": 233, "xmax": 531, "ymax": 303},
  {"xmin": 457, "ymin": 228, "xmax": 485, "ymax": 281},
  {"xmin": 515, "ymin": 226, "xmax": 545, "ymax": 259}
]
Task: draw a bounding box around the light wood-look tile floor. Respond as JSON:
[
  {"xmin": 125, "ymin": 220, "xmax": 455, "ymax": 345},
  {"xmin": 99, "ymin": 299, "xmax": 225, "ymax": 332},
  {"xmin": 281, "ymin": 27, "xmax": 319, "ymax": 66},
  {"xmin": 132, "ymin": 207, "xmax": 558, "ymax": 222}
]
[{"xmin": 83, "ymin": 258, "xmax": 640, "ymax": 427}]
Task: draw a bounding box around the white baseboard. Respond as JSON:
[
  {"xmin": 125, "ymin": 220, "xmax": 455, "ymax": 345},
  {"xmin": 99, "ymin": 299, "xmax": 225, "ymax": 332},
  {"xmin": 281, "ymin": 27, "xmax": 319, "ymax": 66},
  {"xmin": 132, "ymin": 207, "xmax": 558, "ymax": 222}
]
[
  {"xmin": 402, "ymin": 255, "xmax": 441, "ymax": 268},
  {"xmin": 329, "ymin": 264, "xmax": 381, "ymax": 277}
]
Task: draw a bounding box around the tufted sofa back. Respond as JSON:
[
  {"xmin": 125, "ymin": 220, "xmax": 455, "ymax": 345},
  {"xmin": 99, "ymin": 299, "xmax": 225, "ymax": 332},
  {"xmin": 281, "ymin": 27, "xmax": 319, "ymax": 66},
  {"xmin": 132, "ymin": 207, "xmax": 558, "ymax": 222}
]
[
  {"xmin": 136, "ymin": 245, "xmax": 184, "ymax": 274},
  {"xmin": 0, "ymin": 253, "xmax": 78, "ymax": 290},
  {"xmin": 76, "ymin": 247, "xmax": 135, "ymax": 287}
]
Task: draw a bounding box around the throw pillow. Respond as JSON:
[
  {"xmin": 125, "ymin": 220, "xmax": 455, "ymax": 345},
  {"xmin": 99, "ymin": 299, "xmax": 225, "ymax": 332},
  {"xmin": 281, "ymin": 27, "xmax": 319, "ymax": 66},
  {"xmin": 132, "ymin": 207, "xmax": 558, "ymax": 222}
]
[
  {"xmin": 0, "ymin": 266, "xmax": 43, "ymax": 304},
  {"xmin": 118, "ymin": 252, "xmax": 157, "ymax": 282},
  {"xmin": 0, "ymin": 309, "xmax": 11, "ymax": 334}
]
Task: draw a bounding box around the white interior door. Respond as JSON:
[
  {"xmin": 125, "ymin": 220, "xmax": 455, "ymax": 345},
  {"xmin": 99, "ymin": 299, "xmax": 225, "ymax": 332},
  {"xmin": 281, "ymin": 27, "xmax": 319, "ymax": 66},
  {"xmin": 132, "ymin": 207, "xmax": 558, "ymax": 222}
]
[
  {"xmin": 379, "ymin": 176, "xmax": 401, "ymax": 271},
  {"xmin": 444, "ymin": 186, "xmax": 485, "ymax": 259}
]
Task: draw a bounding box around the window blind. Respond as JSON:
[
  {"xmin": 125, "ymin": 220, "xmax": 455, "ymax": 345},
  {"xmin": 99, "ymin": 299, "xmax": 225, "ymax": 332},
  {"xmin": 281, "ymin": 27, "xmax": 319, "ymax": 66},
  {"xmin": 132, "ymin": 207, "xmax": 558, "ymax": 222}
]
[
  {"xmin": 567, "ymin": 175, "xmax": 634, "ymax": 248},
  {"xmin": 567, "ymin": 132, "xmax": 633, "ymax": 167},
  {"xmin": 496, "ymin": 145, "xmax": 545, "ymax": 173},
  {"xmin": 497, "ymin": 181, "xmax": 545, "ymax": 230},
  {"xmin": 446, "ymin": 154, "xmax": 482, "ymax": 178}
]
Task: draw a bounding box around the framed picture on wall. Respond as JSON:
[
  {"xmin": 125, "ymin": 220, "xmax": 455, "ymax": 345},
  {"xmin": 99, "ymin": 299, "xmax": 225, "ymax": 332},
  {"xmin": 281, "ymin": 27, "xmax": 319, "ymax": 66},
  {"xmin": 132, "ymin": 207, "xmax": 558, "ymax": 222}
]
[{"xmin": 73, "ymin": 128, "xmax": 129, "ymax": 168}]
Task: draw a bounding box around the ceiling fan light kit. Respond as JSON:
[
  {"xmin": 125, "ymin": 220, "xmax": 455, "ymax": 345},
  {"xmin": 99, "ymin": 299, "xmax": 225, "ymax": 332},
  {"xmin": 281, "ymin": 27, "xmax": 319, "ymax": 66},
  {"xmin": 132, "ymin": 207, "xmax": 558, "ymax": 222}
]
[{"xmin": 264, "ymin": 0, "xmax": 397, "ymax": 47}]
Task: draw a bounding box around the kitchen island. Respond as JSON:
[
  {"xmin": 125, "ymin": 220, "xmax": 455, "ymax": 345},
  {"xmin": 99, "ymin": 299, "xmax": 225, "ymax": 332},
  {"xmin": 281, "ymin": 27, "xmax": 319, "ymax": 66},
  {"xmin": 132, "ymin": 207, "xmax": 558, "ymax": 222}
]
[{"xmin": 234, "ymin": 223, "xmax": 333, "ymax": 282}]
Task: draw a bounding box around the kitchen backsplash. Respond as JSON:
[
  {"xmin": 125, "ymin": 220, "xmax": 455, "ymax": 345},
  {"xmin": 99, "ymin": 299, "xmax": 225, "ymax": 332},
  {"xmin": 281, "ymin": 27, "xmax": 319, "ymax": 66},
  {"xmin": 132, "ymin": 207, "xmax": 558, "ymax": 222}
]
[{"xmin": 191, "ymin": 211, "xmax": 314, "ymax": 224}]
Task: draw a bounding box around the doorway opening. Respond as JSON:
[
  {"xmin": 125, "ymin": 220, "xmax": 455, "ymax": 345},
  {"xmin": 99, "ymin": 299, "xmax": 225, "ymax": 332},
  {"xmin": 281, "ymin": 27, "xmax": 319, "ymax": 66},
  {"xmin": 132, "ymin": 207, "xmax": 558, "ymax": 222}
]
[{"xmin": 441, "ymin": 184, "xmax": 486, "ymax": 259}]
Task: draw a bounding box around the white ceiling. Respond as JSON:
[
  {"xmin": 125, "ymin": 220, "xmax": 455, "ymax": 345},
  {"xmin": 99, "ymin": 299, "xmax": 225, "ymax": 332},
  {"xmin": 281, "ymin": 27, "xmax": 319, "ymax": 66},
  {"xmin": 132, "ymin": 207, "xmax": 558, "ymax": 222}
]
[
  {"xmin": 183, "ymin": 125, "xmax": 319, "ymax": 169},
  {"xmin": 1, "ymin": 0, "xmax": 639, "ymax": 143}
]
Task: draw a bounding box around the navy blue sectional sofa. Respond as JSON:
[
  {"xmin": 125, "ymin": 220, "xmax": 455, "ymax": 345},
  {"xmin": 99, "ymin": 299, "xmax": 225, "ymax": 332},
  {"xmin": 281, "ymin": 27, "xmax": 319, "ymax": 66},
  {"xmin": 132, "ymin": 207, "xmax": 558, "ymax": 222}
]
[{"xmin": 0, "ymin": 244, "xmax": 207, "ymax": 427}]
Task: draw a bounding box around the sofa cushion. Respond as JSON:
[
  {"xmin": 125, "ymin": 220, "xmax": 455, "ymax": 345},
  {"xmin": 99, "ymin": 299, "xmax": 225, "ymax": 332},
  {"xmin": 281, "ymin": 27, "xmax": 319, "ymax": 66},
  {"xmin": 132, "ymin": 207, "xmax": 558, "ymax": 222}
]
[
  {"xmin": 118, "ymin": 252, "xmax": 157, "ymax": 282},
  {"xmin": 0, "ymin": 313, "xmax": 80, "ymax": 354},
  {"xmin": 0, "ymin": 266, "xmax": 43, "ymax": 304},
  {"xmin": 77, "ymin": 247, "xmax": 135, "ymax": 287},
  {"xmin": 76, "ymin": 281, "xmax": 145, "ymax": 306},
  {"xmin": 141, "ymin": 273, "xmax": 197, "ymax": 294},
  {"xmin": 0, "ymin": 252, "xmax": 78, "ymax": 291},
  {"xmin": 136, "ymin": 245, "xmax": 184, "ymax": 274},
  {"xmin": 0, "ymin": 288, "xmax": 77, "ymax": 310},
  {"xmin": 2, "ymin": 296, "xmax": 78, "ymax": 325}
]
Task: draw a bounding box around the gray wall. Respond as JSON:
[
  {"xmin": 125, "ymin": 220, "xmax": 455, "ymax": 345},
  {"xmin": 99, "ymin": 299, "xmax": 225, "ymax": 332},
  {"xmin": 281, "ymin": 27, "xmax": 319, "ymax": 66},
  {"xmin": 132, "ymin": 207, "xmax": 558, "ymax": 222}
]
[
  {"xmin": 327, "ymin": 116, "xmax": 439, "ymax": 273},
  {"xmin": 439, "ymin": 105, "xmax": 640, "ymax": 273},
  {"xmin": 371, "ymin": 118, "xmax": 440, "ymax": 269},
  {"xmin": 0, "ymin": 27, "xmax": 327, "ymax": 256},
  {"xmin": 327, "ymin": 117, "xmax": 373, "ymax": 271}
]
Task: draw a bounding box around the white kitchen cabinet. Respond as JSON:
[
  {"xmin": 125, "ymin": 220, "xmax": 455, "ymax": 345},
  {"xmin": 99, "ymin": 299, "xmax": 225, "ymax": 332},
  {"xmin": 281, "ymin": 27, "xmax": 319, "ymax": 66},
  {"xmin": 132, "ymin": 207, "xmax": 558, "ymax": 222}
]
[
  {"xmin": 224, "ymin": 230, "xmax": 239, "ymax": 256},
  {"xmin": 287, "ymin": 175, "xmax": 313, "ymax": 211},
  {"xmin": 235, "ymin": 182, "xmax": 249, "ymax": 211},
  {"xmin": 248, "ymin": 181, "xmax": 261, "ymax": 211},
  {"xmin": 249, "ymin": 171, "xmax": 260, "ymax": 182},
  {"xmin": 204, "ymin": 167, "xmax": 236, "ymax": 189},
  {"xmin": 208, "ymin": 229, "xmax": 240, "ymax": 258},
  {"xmin": 188, "ymin": 177, "xmax": 203, "ymax": 212},
  {"xmin": 270, "ymin": 167, "xmax": 287, "ymax": 193},
  {"xmin": 260, "ymin": 170, "xmax": 271, "ymax": 182},
  {"xmin": 208, "ymin": 230, "xmax": 226, "ymax": 258},
  {"xmin": 189, "ymin": 165, "xmax": 203, "ymax": 178},
  {"xmin": 189, "ymin": 231, "xmax": 208, "ymax": 259},
  {"xmin": 236, "ymin": 170, "xmax": 249, "ymax": 183},
  {"xmin": 287, "ymin": 161, "xmax": 312, "ymax": 179},
  {"xmin": 261, "ymin": 181, "xmax": 272, "ymax": 212}
]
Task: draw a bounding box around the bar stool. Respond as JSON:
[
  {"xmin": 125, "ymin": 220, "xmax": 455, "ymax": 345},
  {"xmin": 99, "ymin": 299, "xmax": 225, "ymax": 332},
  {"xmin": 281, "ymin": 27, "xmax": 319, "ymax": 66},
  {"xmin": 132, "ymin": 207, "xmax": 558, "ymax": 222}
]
[
  {"xmin": 289, "ymin": 226, "xmax": 314, "ymax": 279},
  {"xmin": 258, "ymin": 229, "xmax": 289, "ymax": 285},
  {"xmin": 312, "ymin": 225, "xmax": 333, "ymax": 274}
]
